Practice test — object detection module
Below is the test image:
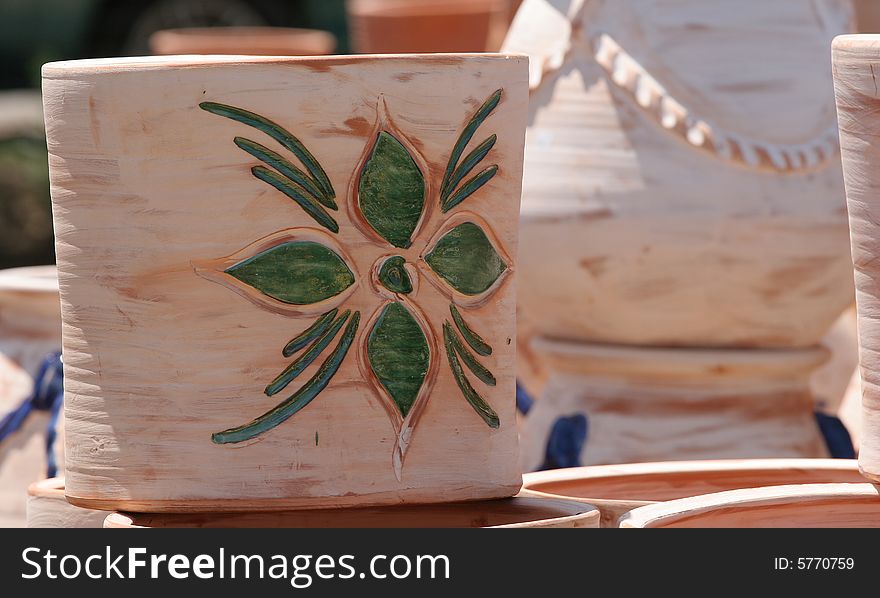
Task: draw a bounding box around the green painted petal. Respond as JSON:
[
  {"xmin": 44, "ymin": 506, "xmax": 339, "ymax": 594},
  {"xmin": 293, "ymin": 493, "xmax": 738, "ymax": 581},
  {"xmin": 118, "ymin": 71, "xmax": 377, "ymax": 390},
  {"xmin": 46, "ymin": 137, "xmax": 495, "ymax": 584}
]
[
  {"xmin": 378, "ymin": 256, "xmax": 412, "ymax": 295},
  {"xmin": 367, "ymin": 302, "xmax": 430, "ymax": 417},
  {"xmin": 200, "ymin": 102, "xmax": 335, "ymax": 200},
  {"xmin": 358, "ymin": 131, "xmax": 425, "ymax": 248},
  {"xmin": 226, "ymin": 241, "xmax": 354, "ymax": 305},
  {"xmin": 425, "ymin": 222, "xmax": 507, "ymax": 295}
]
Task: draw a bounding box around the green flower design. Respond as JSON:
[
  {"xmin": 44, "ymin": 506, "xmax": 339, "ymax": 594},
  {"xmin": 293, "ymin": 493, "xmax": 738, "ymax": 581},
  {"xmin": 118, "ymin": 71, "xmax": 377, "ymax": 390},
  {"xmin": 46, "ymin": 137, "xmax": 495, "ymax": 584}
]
[{"xmin": 196, "ymin": 90, "xmax": 509, "ymax": 475}]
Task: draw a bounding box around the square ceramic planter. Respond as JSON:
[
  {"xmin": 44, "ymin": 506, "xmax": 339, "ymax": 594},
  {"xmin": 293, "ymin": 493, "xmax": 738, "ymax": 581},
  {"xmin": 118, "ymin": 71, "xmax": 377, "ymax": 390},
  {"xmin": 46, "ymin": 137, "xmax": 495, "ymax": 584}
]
[{"xmin": 43, "ymin": 53, "xmax": 527, "ymax": 511}]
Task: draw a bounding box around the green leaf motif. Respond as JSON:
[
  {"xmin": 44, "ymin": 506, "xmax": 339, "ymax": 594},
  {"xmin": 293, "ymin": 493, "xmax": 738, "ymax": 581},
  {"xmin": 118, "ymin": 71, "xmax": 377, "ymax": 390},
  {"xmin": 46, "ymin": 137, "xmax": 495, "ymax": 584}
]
[
  {"xmin": 425, "ymin": 222, "xmax": 507, "ymax": 295},
  {"xmin": 445, "ymin": 322, "xmax": 496, "ymax": 386},
  {"xmin": 200, "ymin": 102, "xmax": 335, "ymax": 200},
  {"xmin": 235, "ymin": 137, "xmax": 336, "ymax": 210},
  {"xmin": 226, "ymin": 241, "xmax": 354, "ymax": 305},
  {"xmin": 358, "ymin": 131, "xmax": 425, "ymax": 249},
  {"xmin": 378, "ymin": 256, "xmax": 413, "ymax": 295},
  {"xmin": 282, "ymin": 309, "xmax": 338, "ymax": 357},
  {"xmin": 443, "ymin": 165, "xmax": 498, "ymax": 213},
  {"xmin": 367, "ymin": 302, "xmax": 430, "ymax": 417},
  {"xmin": 265, "ymin": 310, "xmax": 352, "ymax": 397},
  {"xmin": 440, "ymin": 89, "xmax": 501, "ymax": 212},
  {"xmin": 442, "ymin": 323, "xmax": 499, "ymax": 428},
  {"xmin": 212, "ymin": 311, "xmax": 360, "ymax": 444},
  {"xmin": 252, "ymin": 166, "xmax": 338, "ymax": 233},
  {"xmin": 450, "ymin": 304, "xmax": 492, "ymax": 356}
]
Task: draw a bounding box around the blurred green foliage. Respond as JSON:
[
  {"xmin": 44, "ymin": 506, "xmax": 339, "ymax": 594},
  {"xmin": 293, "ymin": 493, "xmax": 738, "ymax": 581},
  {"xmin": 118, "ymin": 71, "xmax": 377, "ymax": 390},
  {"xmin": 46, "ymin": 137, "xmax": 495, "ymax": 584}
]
[
  {"xmin": 0, "ymin": 134, "xmax": 55, "ymax": 268},
  {"xmin": 0, "ymin": 0, "xmax": 350, "ymax": 89},
  {"xmin": 0, "ymin": 0, "xmax": 352, "ymax": 268}
]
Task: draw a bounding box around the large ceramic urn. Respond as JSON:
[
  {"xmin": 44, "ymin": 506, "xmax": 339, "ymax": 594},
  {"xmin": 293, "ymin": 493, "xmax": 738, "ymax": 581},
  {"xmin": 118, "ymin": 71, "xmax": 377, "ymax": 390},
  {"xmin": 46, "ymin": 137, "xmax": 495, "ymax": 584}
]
[{"xmin": 504, "ymin": 0, "xmax": 855, "ymax": 469}]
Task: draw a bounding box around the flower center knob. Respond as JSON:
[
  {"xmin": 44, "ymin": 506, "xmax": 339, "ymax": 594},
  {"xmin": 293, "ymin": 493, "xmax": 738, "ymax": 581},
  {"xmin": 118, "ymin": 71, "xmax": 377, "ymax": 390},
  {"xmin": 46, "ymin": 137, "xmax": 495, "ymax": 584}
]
[{"xmin": 377, "ymin": 255, "xmax": 413, "ymax": 295}]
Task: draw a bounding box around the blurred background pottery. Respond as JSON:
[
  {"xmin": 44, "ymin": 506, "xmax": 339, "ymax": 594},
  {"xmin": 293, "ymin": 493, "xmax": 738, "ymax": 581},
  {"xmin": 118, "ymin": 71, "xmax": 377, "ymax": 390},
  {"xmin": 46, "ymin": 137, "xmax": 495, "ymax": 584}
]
[
  {"xmin": 504, "ymin": 0, "xmax": 856, "ymax": 469},
  {"xmin": 0, "ymin": 265, "xmax": 62, "ymax": 527},
  {"xmin": 149, "ymin": 26, "xmax": 337, "ymax": 56},
  {"xmin": 853, "ymin": 0, "xmax": 880, "ymax": 33},
  {"xmin": 346, "ymin": 0, "xmax": 514, "ymax": 53},
  {"xmin": 520, "ymin": 342, "xmax": 833, "ymax": 470},
  {"xmin": 27, "ymin": 477, "xmax": 107, "ymax": 528}
]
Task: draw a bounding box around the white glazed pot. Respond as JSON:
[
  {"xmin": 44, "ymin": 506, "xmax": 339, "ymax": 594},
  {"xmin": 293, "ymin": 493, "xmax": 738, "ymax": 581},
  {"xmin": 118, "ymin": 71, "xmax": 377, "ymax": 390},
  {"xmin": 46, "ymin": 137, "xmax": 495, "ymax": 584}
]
[{"xmin": 504, "ymin": 0, "xmax": 854, "ymax": 349}]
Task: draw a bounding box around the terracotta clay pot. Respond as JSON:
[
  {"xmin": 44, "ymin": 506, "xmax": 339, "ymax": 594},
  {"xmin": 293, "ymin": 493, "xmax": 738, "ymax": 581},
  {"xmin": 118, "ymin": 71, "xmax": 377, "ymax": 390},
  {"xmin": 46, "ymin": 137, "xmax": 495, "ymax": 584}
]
[
  {"xmin": 619, "ymin": 483, "xmax": 880, "ymax": 528},
  {"xmin": 43, "ymin": 54, "xmax": 528, "ymax": 511},
  {"xmin": 0, "ymin": 265, "xmax": 62, "ymax": 527},
  {"xmin": 104, "ymin": 496, "xmax": 600, "ymax": 528},
  {"xmin": 522, "ymin": 459, "xmax": 863, "ymax": 527},
  {"xmin": 27, "ymin": 477, "xmax": 107, "ymax": 528},
  {"xmin": 149, "ymin": 27, "xmax": 337, "ymax": 56},
  {"xmin": 347, "ymin": 0, "xmax": 511, "ymax": 54},
  {"xmin": 832, "ymin": 34, "xmax": 880, "ymax": 482},
  {"xmin": 503, "ymin": 0, "xmax": 855, "ymax": 465},
  {"xmin": 853, "ymin": 0, "xmax": 880, "ymax": 32}
]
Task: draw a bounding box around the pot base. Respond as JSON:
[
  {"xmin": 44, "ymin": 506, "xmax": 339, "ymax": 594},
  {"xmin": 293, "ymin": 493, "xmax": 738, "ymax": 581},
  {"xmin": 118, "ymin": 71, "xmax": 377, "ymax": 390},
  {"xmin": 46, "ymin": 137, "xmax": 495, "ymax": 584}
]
[
  {"xmin": 65, "ymin": 480, "xmax": 524, "ymax": 514},
  {"xmin": 520, "ymin": 339, "xmax": 831, "ymax": 469}
]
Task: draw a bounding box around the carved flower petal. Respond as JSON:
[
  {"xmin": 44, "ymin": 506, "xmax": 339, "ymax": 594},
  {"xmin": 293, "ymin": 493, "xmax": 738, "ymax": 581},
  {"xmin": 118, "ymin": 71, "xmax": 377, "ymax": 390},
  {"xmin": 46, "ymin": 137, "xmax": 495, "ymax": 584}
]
[
  {"xmin": 358, "ymin": 132, "xmax": 425, "ymax": 249},
  {"xmin": 367, "ymin": 301, "xmax": 430, "ymax": 417},
  {"xmin": 226, "ymin": 242, "xmax": 354, "ymax": 305},
  {"xmin": 424, "ymin": 221, "xmax": 508, "ymax": 296},
  {"xmin": 194, "ymin": 228, "xmax": 358, "ymax": 317},
  {"xmin": 348, "ymin": 96, "xmax": 432, "ymax": 249},
  {"xmin": 377, "ymin": 256, "xmax": 413, "ymax": 295}
]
